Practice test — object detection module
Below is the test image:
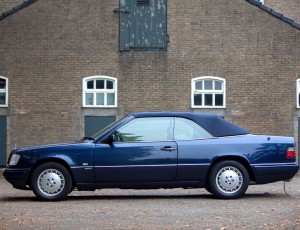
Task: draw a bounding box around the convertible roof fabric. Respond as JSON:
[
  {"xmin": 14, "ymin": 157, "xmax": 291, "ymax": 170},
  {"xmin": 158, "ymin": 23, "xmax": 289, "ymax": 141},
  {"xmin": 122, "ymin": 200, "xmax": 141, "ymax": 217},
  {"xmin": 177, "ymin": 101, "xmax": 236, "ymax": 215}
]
[{"xmin": 130, "ymin": 112, "xmax": 250, "ymax": 137}]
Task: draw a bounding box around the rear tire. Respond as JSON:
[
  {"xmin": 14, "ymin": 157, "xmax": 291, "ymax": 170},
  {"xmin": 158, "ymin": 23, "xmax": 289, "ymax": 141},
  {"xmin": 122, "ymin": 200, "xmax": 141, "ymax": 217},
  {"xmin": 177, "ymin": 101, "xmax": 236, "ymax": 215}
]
[
  {"xmin": 31, "ymin": 162, "xmax": 72, "ymax": 201},
  {"xmin": 205, "ymin": 186, "xmax": 212, "ymax": 194},
  {"xmin": 208, "ymin": 160, "xmax": 249, "ymax": 199}
]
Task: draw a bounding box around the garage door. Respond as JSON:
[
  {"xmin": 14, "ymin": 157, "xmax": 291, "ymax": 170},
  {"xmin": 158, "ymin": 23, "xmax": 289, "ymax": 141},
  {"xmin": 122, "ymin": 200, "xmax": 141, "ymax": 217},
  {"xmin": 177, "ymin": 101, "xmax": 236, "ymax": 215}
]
[
  {"xmin": 0, "ymin": 116, "xmax": 6, "ymax": 166},
  {"xmin": 84, "ymin": 116, "xmax": 116, "ymax": 137}
]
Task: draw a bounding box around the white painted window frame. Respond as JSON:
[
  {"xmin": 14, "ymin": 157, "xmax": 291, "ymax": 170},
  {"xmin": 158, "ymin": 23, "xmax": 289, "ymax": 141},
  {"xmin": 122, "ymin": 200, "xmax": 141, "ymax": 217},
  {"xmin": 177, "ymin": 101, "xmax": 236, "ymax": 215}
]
[
  {"xmin": 0, "ymin": 76, "xmax": 8, "ymax": 107},
  {"xmin": 297, "ymin": 79, "xmax": 300, "ymax": 108},
  {"xmin": 191, "ymin": 76, "xmax": 226, "ymax": 108},
  {"xmin": 83, "ymin": 76, "xmax": 118, "ymax": 108}
]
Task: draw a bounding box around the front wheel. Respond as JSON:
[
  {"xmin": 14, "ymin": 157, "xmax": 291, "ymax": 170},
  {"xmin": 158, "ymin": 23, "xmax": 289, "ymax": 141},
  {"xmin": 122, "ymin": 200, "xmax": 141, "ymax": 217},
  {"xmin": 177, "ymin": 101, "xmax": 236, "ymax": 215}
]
[
  {"xmin": 31, "ymin": 162, "xmax": 72, "ymax": 201},
  {"xmin": 208, "ymin": 160, "xmax": 249, "ymax": 199}
]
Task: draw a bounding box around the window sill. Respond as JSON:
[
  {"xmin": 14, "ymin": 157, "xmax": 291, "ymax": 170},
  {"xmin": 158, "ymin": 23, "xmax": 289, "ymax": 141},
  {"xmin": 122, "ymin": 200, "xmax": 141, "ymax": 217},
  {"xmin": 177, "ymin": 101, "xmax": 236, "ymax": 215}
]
[
  {"xmin": 82, "ymin": 106, "xmax": 118, "ymax": 108},
  {"xmin": 191, "ymin": 106, "xmax": 226, "ymax": 109}
]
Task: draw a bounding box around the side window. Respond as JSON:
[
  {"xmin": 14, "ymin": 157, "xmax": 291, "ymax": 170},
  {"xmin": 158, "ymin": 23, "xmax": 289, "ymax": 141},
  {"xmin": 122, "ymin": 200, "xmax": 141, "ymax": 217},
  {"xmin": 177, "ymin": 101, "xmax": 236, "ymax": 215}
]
[
  {"xmin": 115, "ymin": 117, "xmax": 174, "ymax": 142},
  {"xmin": 83, "ymin": 76, "xmax": 117, "ymax": 107},
  {"xmin": 119, "ymin": 0, "xmax": 167, "ymax": 51},
  {"xmin": 0, "ymin": 76, "xmax": 8, "ymax": 107},
  {"xmin": 174, "ymin": 117, "xmax": 213, "ymax": 140}
]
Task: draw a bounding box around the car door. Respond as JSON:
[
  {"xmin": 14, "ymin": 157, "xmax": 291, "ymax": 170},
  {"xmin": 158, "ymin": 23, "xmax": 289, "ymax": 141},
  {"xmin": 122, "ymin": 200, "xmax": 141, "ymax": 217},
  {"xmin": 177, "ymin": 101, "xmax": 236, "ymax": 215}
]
[
  {"xmin": 93, "ymin": 117, "xmax": 178, "ymax": 183},
  {"xmin": 174, "ymin": 117, "xmax": 214, "ymax": 182}
]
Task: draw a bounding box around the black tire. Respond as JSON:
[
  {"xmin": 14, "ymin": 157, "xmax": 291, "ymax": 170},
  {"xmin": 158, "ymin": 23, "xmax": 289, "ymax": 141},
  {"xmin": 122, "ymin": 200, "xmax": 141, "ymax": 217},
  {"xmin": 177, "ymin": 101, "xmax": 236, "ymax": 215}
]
[
  {"xmin": 208, "ymin": 160, "xmax": 249, "ymax": 199},
  {"xmin": 31, "ymin": 162, "xmax": 72, "ymax": 201},
  {"xmin": 204, "ymin": 186, "xmax": 213, "ymax": 194}
]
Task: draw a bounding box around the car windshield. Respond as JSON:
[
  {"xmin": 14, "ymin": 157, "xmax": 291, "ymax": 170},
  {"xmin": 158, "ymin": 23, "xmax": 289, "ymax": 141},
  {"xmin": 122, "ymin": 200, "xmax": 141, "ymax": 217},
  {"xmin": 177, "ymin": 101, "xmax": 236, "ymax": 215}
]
[{"xmin": 90, "ymin": 116, "xmax": 128, "ymax": 140}]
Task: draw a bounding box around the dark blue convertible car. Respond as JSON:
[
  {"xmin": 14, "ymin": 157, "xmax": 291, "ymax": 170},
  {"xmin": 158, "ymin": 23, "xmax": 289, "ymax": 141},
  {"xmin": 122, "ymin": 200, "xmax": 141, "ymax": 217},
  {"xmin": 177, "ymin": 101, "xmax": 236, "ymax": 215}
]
[{"xmin": 3, "ymin": 112, "xmax": 299, "ymax": 201}]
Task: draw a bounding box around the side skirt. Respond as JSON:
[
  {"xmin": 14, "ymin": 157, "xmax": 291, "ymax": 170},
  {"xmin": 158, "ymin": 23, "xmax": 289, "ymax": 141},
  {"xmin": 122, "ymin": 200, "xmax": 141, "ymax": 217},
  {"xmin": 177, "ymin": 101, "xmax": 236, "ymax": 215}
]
[{"xmin": 76, "ymin": 181, "xmax": 204, "ymax": 191}]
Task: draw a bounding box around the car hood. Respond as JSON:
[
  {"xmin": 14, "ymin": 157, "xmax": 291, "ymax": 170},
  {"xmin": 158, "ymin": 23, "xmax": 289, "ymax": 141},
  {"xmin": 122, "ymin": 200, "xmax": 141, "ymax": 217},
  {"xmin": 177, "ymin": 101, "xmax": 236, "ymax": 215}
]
[{"xmin": 15, "ymin": 142, "xmax": 89, "ymax": 154}]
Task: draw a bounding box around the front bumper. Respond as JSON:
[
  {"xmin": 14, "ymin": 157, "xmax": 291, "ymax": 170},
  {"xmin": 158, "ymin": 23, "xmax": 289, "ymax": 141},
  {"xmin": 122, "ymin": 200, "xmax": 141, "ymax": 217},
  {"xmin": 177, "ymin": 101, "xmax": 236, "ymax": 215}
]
[{"xmin": 3, "ymin": 168, "xmax": 31, "ymax": 190}]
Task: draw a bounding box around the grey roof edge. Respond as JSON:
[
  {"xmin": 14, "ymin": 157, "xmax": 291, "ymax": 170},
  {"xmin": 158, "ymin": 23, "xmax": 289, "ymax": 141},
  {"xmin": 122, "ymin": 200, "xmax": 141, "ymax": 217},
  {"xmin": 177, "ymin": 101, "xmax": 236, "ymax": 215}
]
[
  {"xmin": 0, "ymin": 0, "xmax": 38, "ymax": 21},
  {"xmin": 245, "ymin": 0, "xmax": 300, "ymax": 30}
]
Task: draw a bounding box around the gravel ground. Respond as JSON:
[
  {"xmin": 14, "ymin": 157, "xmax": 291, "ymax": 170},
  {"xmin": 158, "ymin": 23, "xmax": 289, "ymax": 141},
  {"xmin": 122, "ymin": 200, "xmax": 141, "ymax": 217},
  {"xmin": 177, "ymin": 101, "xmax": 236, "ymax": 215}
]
[{"xmin": 0, "ymin": 170, "xmax": 299, "ymax": 230}]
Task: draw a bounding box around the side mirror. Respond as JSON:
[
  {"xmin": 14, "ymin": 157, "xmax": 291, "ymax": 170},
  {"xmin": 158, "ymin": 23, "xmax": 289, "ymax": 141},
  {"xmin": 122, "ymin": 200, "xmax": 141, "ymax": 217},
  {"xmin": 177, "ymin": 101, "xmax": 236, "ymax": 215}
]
[{"xmin": 102, "ymin": 134, "xmax": 114, "ymax": 146}]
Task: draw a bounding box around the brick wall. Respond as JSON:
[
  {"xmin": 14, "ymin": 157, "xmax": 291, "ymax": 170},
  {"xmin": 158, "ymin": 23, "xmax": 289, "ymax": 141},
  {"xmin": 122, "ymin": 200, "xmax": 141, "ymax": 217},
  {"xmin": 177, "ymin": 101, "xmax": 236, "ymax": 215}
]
[
  {"xmin": 0, "ymin": 0, "xmax": 300, "ymax": 156},
  {"xmin": 265, "ymin": 0, "xmax": 300, "ymax": 22},
  {"xmin": 0, "ymin": 0, "xmax": 24, "ymax": 13}
]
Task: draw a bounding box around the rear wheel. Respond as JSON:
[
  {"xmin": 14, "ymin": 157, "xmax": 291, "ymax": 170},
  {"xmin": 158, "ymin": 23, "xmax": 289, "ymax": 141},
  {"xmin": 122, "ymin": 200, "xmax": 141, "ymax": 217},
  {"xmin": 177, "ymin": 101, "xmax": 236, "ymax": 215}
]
[
  {"xmin": 208, "ymin": 160, "xmax": 249, "ymax": 199},
  {"xmin": 204, "ymin": 186, "xmax": 212, "ymax": 194},
  {"xmin": 31, "ymin": 162, "xmax": 72, "ymax": 201}
]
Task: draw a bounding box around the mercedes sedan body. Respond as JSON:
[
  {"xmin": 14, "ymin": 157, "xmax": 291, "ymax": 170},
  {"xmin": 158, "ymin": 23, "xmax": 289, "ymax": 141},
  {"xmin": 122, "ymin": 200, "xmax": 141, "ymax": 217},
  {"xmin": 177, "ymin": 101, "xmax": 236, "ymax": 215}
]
[{"xmin": 4, "ymin": 112, "xmax": 299, "ymax": 201}]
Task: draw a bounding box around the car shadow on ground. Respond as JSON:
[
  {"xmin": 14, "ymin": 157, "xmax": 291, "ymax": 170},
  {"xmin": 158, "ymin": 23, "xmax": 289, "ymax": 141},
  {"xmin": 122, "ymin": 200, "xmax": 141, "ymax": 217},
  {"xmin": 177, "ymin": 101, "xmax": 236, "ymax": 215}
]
[{"xmin": 0, "ymin": 192, "xmax": 292, "ymax": 202}]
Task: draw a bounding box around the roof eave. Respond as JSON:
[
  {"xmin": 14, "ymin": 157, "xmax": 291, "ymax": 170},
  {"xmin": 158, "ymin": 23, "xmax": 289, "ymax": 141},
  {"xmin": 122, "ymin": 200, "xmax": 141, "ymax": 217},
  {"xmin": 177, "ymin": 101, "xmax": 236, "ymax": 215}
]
[
  {"xmin": 245, "ymin": 0, "xmax": 300, "ymax": 30},
  {"xmin": 0, "ymin": 0, "xmax": 38, "ymax": 21}
]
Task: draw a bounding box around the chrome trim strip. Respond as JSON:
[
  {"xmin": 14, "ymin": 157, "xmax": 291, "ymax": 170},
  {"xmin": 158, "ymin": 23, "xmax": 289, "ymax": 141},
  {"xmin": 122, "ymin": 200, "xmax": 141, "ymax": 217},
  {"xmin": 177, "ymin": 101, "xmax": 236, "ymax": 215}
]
[
  {"xmin": 71, "ymin": 166, "xmax": 93, "ymax": 169},
  {"xmin": 217, "ymin": 134, "xmax": 252, "ymax": 139},
  {"xmin": 178, "ymin": 163, "xmax": 210, "ymax": 166},
  {"xmin": 94, "ymin": 164, "xmax": 178, "ymax": 168},
  {"xmin": 72, "ymin": 163, "xmax": 210, "ymax": 168},
  {"xmin": 72, "ymin": 163, "xmax": 296, "ymax": 169},
  {"xmin": 251, "ymin": 162, "xmax": 297, "ymax": 166}
]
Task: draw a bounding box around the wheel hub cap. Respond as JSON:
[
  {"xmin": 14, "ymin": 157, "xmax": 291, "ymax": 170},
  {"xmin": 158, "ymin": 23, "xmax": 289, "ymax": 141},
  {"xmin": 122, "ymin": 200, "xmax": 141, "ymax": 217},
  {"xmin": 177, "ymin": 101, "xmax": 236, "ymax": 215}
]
[
  {"xmin": 216, "ymin": 166, "xmax": 243, "ymax": 194},
  {"xmin": 38, "ymin": 169, "xmax": 65, "ymax": 196}
]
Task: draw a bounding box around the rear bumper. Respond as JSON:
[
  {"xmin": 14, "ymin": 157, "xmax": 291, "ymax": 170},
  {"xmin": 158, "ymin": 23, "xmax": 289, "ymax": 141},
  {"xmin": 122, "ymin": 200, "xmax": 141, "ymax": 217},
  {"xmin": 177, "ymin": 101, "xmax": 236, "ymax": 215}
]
[
  {"xmin": 251, "ymin": 163, "xmax": 299, "ymax": 184},
  {"xmin": 3, "ymin": 168, "xmax": 30, "ymax": 190}
]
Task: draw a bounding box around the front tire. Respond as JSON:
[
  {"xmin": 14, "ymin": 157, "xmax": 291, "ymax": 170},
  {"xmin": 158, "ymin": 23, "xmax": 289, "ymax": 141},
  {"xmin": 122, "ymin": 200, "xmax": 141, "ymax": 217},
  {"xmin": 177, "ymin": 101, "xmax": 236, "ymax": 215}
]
[
  {"xmin": 31, "ymin": 162, "xmax": 72, "ymax": 201},
  {"xmin": 208, "ymin": 160, "xmax": 249, "ymax": 199}
]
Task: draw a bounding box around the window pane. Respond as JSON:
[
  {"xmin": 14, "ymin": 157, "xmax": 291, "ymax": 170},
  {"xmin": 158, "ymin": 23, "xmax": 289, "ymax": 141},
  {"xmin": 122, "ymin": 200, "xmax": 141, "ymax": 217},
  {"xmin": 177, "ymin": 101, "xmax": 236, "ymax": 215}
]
[
  {"xmin": 204, "ymin": 80, "xmax": 213, "ymax": 90},
  {"xmin": 96, "ymin": 80, "xmax": 105, "ymax": 89},
  {"xmin": 107, "ymin": 80, "xmax": 114, "ymax": 89},
  {"xmin": 204, "ymin": 94, "xmax": 213, "ymax": 106},
  {"xmin": 96, "ymin": 93, "xmax": 105, "ymax": 105},
  {"xmin": 174, "ymin": 118, "xmax": 213, "ymax": 140},
  {"xmin": 116, "ymin": 117, "xmax": 174, "ymax": 142},
  {"xmin": 85, "ymin": 93, "xmax": 94, "ymax": 105},
  {"xmin": 87, "ymin": 80, "xmax": 94, "ymax": 89},
  {"xmin": 0, "ymin": 93, "xmax": 5, "ymax": 105},
  {"xmin": 0, "ymin": 79, "xmax": 6, "ymax": 89},
  {"xmin": 215, "ymin": 94, "xmax": 223, "ymax": 106},
  {"xmin": 215, "ymin": 81, "xmax": 222, "ymax": 90},
  {"xmin": 194, "ymin": 94, "xmax": 202, "ymax": 106},
  {"xmin": 195, "ymin": 81, "xmax": 202, "ymax": 90},
  {"xmin": 107, "ymin": 93, "xmax": 115, "ymax": 105}
]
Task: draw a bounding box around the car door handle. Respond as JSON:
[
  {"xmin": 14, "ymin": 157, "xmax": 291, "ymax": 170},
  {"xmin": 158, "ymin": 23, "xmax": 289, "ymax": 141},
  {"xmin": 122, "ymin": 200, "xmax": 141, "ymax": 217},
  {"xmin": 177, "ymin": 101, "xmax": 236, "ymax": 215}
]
[{"xmin": 160, "ymin": 146, "xmax": 177, "ymax": 152}]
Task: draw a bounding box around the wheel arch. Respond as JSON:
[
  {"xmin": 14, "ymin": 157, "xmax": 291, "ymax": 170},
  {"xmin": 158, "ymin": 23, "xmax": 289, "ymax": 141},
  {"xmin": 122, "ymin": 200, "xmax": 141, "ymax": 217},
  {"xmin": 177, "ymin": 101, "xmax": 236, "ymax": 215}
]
[
  {"xmin": 208, "ymin": 155, "xmax": 256, "ymax": 182},
  {"xmin": 27, "ymin": 158, "xmax": 76, "ymax": 188}
]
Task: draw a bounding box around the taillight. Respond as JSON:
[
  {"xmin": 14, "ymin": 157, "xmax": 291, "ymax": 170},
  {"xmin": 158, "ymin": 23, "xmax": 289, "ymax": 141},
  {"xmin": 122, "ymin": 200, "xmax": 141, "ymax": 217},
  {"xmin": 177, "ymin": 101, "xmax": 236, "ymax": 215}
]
[{"xmin": 286, "ymin": 147, "xmax": 296, "ymax": 159}]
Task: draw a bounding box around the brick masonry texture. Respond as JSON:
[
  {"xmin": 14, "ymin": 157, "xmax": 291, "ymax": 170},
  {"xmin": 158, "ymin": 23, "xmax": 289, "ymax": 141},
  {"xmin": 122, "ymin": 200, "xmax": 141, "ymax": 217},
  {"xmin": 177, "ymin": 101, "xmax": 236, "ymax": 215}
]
[
  {"xmin": 0, "ymin": 0, "xmax": 24, "ymax": 13},
  {"xmin": 265, "ymin": 0, "xmax": 300, "ymax": 22},
  {"xmin": 0, "ymin": 0, "xmax": 300, "ymax": 160}
]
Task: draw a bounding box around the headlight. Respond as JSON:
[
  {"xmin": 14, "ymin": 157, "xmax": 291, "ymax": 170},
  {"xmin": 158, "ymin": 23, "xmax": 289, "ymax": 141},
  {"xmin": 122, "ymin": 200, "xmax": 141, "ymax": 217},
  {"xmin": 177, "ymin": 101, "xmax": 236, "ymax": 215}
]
[{"xmin": 9, "ymin": 154, "xmax": 21, "ymax": 166}]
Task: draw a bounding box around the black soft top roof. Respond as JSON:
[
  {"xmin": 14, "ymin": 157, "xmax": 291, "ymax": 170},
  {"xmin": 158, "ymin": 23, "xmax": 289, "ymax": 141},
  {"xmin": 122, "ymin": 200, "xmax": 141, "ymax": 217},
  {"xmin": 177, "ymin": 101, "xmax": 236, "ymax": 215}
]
[{"xmin": 130, "ymin": 112, "xmax": 250, "ymax": 137}]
